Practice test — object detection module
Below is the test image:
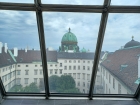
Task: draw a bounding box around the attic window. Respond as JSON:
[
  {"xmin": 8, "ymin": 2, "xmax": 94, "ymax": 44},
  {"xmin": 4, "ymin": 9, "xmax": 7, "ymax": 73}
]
[{"xmin": 120, "ymin": 65, "xmax": 128, "ymax": 71}]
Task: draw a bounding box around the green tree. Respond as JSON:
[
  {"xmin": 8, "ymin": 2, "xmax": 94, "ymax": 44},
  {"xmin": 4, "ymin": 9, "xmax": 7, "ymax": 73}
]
[
  {"xmin": 8, "ymin": 85, "xmax": 23, "ymax": 92},
  {"xmin": 49, "ymin": 75, "xmax": 59, "ymax": 92},
  {"xmin": 49, "ymin": 75, "xmax": 80, "ymax": 93},
  {"xmin": 39, "ymin": 78, "xmax": 45, "ymax": 91},
  {"xmin": 21, "ymin": 83, "xmax": 40, "ymax": 92}
]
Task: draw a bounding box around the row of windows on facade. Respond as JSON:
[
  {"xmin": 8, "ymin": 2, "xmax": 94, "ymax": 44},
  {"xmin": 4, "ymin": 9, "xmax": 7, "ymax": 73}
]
[
  {"xmin": 0, "ymin": 65, "xmax": 15, "ymax": 73},
  {"xmin": 17, "ymin": 64, "xmax": 42, "ymax": 67},
  {"xmin": 16, "ymin": 78, "xmax": 43, "ymax": 85},
  {"xmin": 49, "ymin": 60, "xmax": 94, "ymax": 67},
  {"xmin": 16, "ymin": 69, "xmax": 43, "ymax": 75},
  {"xmin": 64, "ymin": 66, "xmax": 90, "ymax": 70},
  {"xmin": 101, "ymin": 67, "xmax": 122, "ymax": 94},
  {"xmin": 64, "ymin": 60, "xmax": 93, "ymax": 63},
  {"xmin": 1, "ymin": 71, "xmax": 16, "ymax": 83},
  {"xmin": 4, "ymin": 79, "xmax": 16, "ymax": 91}
]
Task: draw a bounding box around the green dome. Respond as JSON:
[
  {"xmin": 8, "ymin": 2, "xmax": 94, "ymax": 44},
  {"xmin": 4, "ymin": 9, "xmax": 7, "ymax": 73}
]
[
  {"xmin": 61, "ymin": 28, "xmax": 77, "ymax": 43},
  {"xmin": 81, "ymin": 47, "xmax": 86, "ymax": 52}
]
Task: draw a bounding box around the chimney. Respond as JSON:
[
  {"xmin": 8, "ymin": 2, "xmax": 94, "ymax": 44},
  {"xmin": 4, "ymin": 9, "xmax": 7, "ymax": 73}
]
[
  {"xmin": 14, "ymin": 47, "xmax": 18, "ymax": 57},
  {"xmin": 0, "ymin": 42, "xmax": 3, "ymax": 53},
  {"xmin": 138, "ymin": 57, "xmax": 140, "ymax": 78},
  {"xmin": 4, "ymin": 43, "xmax": 8, "ymax": 53},
  {"xmin": 25, "ymin": 48, "xmax": 27, "ymax": 52}
]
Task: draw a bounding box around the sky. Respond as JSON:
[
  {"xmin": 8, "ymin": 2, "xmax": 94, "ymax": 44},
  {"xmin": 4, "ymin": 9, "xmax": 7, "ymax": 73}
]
[{"xmin": 0, "ymin": 0, "xmax": 140, "ymax": 52}]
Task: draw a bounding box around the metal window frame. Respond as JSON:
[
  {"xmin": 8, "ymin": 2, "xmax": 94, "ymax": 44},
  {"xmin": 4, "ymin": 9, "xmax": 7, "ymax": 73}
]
[
  {"xmin": 0, "ymin": 0, "xmax": 140, "ymax": 100},
  {"xmin": 0, "ymin": 77, "xmax": 6, "ymax": 98}
]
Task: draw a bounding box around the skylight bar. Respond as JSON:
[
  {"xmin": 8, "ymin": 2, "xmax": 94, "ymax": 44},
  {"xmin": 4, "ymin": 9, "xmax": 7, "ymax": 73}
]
[
  {"xmin": 0, "ymin": 77, "xmax": 6, "ymax": 98},
  {"xmin": 89, "ymin": 0, "xmax": 111, "ymax": 100},
  {"xmin": 35, "ymin": 0, "xmax": 49, "ymax": 99}
]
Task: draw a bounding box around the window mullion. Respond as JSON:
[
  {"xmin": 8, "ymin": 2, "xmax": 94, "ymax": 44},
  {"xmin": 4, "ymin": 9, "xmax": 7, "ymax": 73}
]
[
  {"xmin": 89, "ymin": 0, "xmax": 111, "ymax": 100},
  {"xmin": 34, "ymin": 0, "xmax": 49, "ymax": 99}
]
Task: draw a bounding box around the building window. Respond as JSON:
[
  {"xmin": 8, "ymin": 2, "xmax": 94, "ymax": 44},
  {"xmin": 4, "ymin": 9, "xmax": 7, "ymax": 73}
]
[
  {"xmin": 55, "ymin": 64, "xmax": 57, "ymax": 67},
  {"xmin": 50, "ymin": 65, "xmax": 53, "ymax": 67},
  {"xmin": 82, "ymin": 73, "xmax": 85, "ymax": 79},
  {"xmin": 65, "ymin": 60, "xmax": 67, "ymax": 63},
  {"xmin": 77, "ymin": 73, "xmax": 80, "ymax": 79},
  {"xmin": 78, "ymin": 82, "xmax": 80, "ymax": 86},
  {"xmin": 35, "ymin": 65, "xmax": 37, "ymax": 67},
  {"xmin": 73, "ymin": 66, "xmax": 76, "ymax": 70},
  {"xmin": 87, "ymin": 83, "xmax": 90, "ymax": 88},
  {"xmin": 34, "ymin": 69, "xmax": 38, "ymax": 75},
  {"xmin": 60, "ymin": 63, "xmax": 62, "ymax": 67},
  {"xmin": 26, "ymin": 65, "xmax": 28, "ymax": 67},
  {"xmin": 59, "ymin": 69, "xmax": 62, "ymax": 74},
  {"xmin": 40, "ymin": 69, "xmax": 43, "ymax": 75},
  {"xmin": 69, "ymin": 60, "xmax": 71, "ymax": 63},
  {"xmin": 55, "ymin": 69, "xmax": 58, "ymax": 74},
  {"xmin": 64, "ymin": 66, "xmax": 67, "ymax": 70},
  {"xmin": 68, "ymin": 73, "xmax": 71, "ymax": 76},
  {"xmin": 83, "ymin": 82, "xmax": 85, "ymax": 87},
  {"xmin": 106, "ymin": 71, "xmax": 108, "ymax": 79},
  {"xmin": 25, "ymin": 70, "xmax": 29, "ymax": 75},
  {"xmin": 73, "ymin": 60, "xmax": 76, "ymax": 63},
  {"xmin": 78, "ymin": 60, "xmax": 80, "ymax": 63},
  {"xmin": 87, "ymin": 74, "xmax": 90, "ymax": 80},
  {"xmin": 40, "ymin": 65, "xmax": 42, "ymax": 67},
  {"xmin": 83, "ymin": 61, "xmax": 85, "ymax": 63},
  {"xmin": 109, "ymin": 74, "xmax": 111, "ymax": 83},
  {"xmin": 118, "ymin": 83, "xmax": 121, "ymax": 94},
  {"xmin": 88, "ymin": 61, "xmax": 90, "ymax": 63},
  {"xmin": 78, "ymin": 66, "xmax": 80, "ymax": 70},
  {"xmin": 5, "ymin": 75, "xmax": 7, "ymax": 82},
  {"xmin": 106, "ymin": 84, "xmax": 108, "ymax": 93},
  {"xmin": 16, "ymin": 78, "xmax": 21, "ymax": 85},
  {"xmin": 50, "ymin": 69, "xmax": 53, "ymax": 74},
  {"xmin": 24, "ymin": 78, "xmax": 29, "ymax": 84},
  {"xmin": 69, "ymin": 66, "xmax": 71, "ymax": 70},
  {"xmin": 83, "ymin": 66, "xmax": 85, "ymax": 70},
  {"xmin": 17, "ymin": 70, "xmax": 21, "ymax": 75},
  {"xmin": 87, "ymin": 66, "xmax": 90, "ymax": 70},
  {"xmin": 113, "ymin": 78, "xmax": 115, "ymax": 89},
  {"xmin": 103, "ymin": 69, "xmax": 105, "ymax": 76},
  {"xmin": 64, "ymin": 73, "xmax": 67, "ymax": 75},
  {"xmin": 73, "ymin": 73, "xmax": 76, "ymax": 79},
  {"xmin": 18, "ymin": 65, "xmax": 20, "ymax": 67},
  {"xmin": 34, "ymin": 78, "xmax": 37, "ymax": 84}
]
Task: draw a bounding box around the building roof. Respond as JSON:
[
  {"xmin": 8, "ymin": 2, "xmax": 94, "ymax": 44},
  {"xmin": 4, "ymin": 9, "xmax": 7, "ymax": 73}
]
[
  {"xmin": 11, "ymin": 49, "xmax": 57, "ymax": 63},
  {"xmin": 124, "ymin": 37, "xmax": 140, "ymax": 48},
  {"xmin": 61, "ymin": 28, "xmax": 77, "ymax": 43},
  {"xmin": 101, "ymin": 47, "xmax": 140, "ymax": 92},
  {"xmin": 0, "ymin": 47, "xmax": 16, "ymax": 67},
  {"xmin": 58, "ymin": 51, "xmax": 105, "ymax": 60}
]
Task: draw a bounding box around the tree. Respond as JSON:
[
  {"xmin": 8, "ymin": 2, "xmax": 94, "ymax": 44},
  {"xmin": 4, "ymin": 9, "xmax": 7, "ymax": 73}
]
[
  {"xmin": 21, "ymin": 83, "xmax": 40, "ymax": 92},
  {"xmin": 49, "ymin": 75, "xmax": 80, "ymax": 93},
  {"xmin": 49, "ymin": 75, "xmax": 59, "ymax": 92},
  {"xmin": 39, "ymin": 78, "xmax": 45, "ymax": 91},
  {"xmin": 8, "ymin": 85, "xmax": 22, "ymax": 92}
]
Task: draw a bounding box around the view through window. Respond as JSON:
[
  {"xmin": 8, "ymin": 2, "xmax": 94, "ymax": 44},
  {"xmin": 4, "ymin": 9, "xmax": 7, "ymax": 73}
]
[
  {"xmin": 43, "ymin": 12, "xmax": 101, "ymax": 93},
  {"xmin": 0, "ymin": 0, "xmax": 140, "ymax": 95},
  {"xmin": 0, "ymin": 10, "xmax": 45, "ymax": 93},
  {"xmin": 94, "ymin": 13, "xmax": 140, "ymax": 94}
]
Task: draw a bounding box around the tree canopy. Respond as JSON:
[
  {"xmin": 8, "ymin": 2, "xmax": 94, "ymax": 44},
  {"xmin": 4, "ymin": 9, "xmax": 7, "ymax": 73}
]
[{"xmin": 49, "ymin": 75, "xmax": 80, "ymax": 93}]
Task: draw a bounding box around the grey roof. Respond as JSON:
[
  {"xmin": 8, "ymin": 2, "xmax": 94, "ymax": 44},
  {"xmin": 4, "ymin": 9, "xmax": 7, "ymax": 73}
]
[
  {"xmin": 0, "ymin": 47, "xmax": 16, "ymax": 67},
  {"xmin": 101, "ymin": 47, "xmax": 140, "ymax": 92},
  {"xmin": 11, "ymin": 49, "xmax": 57, "ymax": 63},
  {"xmin": 124, "ymin": 39, "xmax": 140, "ymax": 48},
  {"xmin": 57, "ymin": 51, "xmax": 105, "ymax": 60}
]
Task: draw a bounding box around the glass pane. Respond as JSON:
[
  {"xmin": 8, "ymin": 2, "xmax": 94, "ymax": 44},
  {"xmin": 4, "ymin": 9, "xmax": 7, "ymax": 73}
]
[
  {"xmin": 0, "ymin": 10, "xmax": 45, "ymax": 93},
  {"xmin": 43, "ymin": 12, "xmax": 101, "ymax": 93},
  {"xmin": 111, "ymin": 0, "xmax": 140, "ymax": 5},
  {"xmin": 42, "ymin": 0, "xmax": 104, "ymax": 5},
  {"xmin": 94, "ymin": 14, "xmax": 140, "ymax": 94},
  {"xmin": 0, "ymin": 0, "xmax": 33, "ymax": 3}
]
